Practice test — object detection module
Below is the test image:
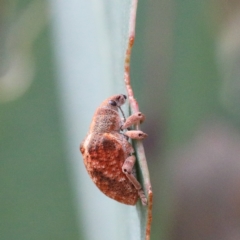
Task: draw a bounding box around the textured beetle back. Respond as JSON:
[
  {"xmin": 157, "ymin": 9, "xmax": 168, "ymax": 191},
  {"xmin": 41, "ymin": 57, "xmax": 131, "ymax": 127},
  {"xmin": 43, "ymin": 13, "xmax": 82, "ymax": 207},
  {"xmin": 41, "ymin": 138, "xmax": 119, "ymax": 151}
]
[{"xmin": 82, "ymin": 132, "xmax": 138, "ymax": 205}]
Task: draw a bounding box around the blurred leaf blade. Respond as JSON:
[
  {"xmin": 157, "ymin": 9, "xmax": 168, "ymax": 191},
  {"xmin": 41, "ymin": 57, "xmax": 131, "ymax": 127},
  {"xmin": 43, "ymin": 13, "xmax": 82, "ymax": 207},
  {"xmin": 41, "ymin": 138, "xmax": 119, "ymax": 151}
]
[{"xmin": 0, "ymin": 0, "xmax": 82, "ymax": 239}]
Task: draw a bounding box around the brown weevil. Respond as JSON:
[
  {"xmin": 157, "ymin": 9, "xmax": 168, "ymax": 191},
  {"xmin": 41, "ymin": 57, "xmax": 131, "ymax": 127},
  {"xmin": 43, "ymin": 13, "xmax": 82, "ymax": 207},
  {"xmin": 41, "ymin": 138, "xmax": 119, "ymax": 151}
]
[{"xmin": 80, "ymin": 94, "xmax": 147, "ymax": 205}]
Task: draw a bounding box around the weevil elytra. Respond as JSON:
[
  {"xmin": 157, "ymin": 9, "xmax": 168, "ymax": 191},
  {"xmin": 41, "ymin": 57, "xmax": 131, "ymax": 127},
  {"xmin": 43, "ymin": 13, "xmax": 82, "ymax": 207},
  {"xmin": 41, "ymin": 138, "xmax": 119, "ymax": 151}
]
[{"xmin": 80, "ymin": 94, "xmax": 147, "ymax": 205}]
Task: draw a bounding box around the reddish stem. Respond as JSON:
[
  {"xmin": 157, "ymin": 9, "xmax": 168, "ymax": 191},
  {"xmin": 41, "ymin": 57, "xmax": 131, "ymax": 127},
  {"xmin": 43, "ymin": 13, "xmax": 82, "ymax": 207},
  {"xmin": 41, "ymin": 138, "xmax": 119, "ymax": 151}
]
[
  {"xmin": 124, "ymin": 0, "xmax": 138, "ymax": 112},
  {"xmin": 124, "ymin": 0, "xmax": 153, "ymax": 239}
]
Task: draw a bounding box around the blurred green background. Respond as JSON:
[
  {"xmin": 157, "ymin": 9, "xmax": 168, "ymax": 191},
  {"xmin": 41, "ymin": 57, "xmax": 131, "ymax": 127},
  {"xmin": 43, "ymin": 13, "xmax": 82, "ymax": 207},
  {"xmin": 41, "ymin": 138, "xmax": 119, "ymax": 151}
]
[{"xmin": 1, "ymin": 0, "xmax": 240, "ymax": 239}]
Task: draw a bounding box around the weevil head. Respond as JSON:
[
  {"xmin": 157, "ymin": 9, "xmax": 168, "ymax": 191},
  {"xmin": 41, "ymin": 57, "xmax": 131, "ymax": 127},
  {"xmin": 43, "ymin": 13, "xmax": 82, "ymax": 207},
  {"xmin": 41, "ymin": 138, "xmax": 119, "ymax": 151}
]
[
  {"xmin": 107, "ymin": 94, "xmax": 127, "ymax": 109},
  {"xmin": 90, "ymin": 94, "xmax": 127, "ymax": 133}
]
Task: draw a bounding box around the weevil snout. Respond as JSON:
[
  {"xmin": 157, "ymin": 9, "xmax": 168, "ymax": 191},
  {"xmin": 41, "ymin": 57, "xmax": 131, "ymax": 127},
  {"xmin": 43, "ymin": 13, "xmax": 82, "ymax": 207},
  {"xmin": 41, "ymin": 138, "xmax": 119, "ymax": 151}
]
[{"xmin": 108, "ymin": 94, "xmax": 127, "ymax": 107}]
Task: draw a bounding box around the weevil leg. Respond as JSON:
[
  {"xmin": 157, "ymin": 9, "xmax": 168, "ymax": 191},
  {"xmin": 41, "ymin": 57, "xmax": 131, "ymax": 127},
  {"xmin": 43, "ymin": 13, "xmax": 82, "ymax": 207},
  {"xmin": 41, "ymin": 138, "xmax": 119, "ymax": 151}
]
[
  {"xmin": 122, "ymin": 155, "xmax": 147, "ymax": 206},
  {"xmin": 120, "ymin": 112, "xmax": 147, "ymax": 140},
  {"xmin": 121, "ymin": 112, "xmax": 145, "ymax": 130},
  {"xmin": 124, "ymin": 130, "xmax": 148, "ymax": 140}
]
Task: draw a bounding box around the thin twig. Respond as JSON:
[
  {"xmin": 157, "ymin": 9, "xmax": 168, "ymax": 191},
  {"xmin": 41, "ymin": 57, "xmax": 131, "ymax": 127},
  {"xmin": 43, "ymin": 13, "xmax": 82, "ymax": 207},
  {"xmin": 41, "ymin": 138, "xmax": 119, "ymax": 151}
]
[
  {"xmin": 124, "ymin": 0, "xmax": 138, "ymax": 111},
  {"xmin": 124, "ymin": 0, "xmax": 153, "ymax": 239}
]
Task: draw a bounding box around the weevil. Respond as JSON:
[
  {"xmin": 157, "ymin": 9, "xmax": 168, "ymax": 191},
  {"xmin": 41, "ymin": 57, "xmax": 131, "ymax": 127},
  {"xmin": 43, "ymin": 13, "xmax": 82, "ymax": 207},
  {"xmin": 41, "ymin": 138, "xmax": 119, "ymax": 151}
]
[{"xmin": 80, "ymin": 94, "xmax": 147, "ymax": 205}]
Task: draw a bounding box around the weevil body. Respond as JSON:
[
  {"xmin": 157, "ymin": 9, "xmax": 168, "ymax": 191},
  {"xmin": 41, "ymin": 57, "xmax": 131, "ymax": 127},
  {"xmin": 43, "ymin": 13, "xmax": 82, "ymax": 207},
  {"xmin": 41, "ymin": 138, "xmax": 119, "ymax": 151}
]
[{"xmin": 80, "ymin": 94, "xmax": 147, "ymax": 205}]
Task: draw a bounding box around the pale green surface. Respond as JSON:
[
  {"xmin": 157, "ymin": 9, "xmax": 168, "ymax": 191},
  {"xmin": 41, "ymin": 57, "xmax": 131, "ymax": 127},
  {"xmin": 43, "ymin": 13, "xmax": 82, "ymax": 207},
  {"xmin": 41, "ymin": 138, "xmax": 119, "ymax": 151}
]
[{"xmin": 50, "ymin": 0, "xmax": 145, "ymax": 240}]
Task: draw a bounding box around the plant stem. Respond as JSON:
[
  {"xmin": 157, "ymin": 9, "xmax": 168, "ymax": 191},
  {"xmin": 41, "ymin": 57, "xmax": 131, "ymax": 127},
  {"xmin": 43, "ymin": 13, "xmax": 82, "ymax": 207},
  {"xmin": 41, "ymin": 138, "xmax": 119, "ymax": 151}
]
[{"xmin": 124, "ymin": 0, "xmax": 153, "ymax": 239}]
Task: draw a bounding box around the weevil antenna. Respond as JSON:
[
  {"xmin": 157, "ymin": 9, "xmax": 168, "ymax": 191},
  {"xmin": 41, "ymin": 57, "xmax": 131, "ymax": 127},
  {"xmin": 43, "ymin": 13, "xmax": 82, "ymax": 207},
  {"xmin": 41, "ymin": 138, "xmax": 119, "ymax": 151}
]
[{"xmin": 118, "ymin": 106, "xmax": 126, "ymax": 122}]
